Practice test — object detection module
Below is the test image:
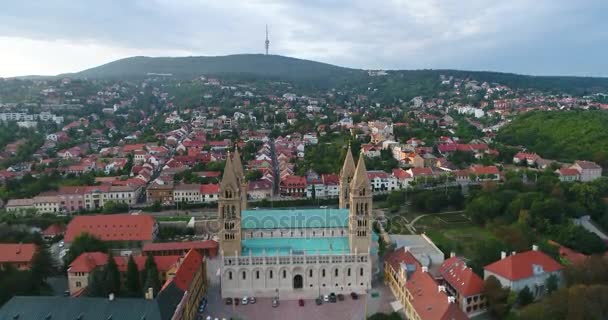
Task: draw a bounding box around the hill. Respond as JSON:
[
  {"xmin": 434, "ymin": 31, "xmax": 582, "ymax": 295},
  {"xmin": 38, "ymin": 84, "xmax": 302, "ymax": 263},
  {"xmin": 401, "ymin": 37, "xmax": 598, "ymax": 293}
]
[
  {"xmin": 497, "ymin": 110, "xmax": 608, "ymax": 167},
  {"xmin": 61, "ymin": 54, "xmax": 362, "ymax": 84}
]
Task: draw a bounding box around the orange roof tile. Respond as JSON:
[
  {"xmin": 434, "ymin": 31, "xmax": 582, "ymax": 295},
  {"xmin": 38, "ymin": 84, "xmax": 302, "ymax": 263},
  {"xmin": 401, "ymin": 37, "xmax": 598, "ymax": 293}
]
[
  {"xmin": 0, "ymin": 243, "xmax": 37, "ymax": 264},
  {"xmin": 439, "ymin": 257, "xmax": 484, "ymax": 297},
  {"xmin": 65, "ymin": 214, "xmax": 157, "ymax": 243},
  {"xmin": 171, "ymin": 249, "xmax": 204, "ymax": 292},
  {"xmin": 484, "ymin": 250, "xmax": 563, "ymax": 281},
  {"xmin": 406, "ymin": 267, "xmax": 469, "ymax": 320}
]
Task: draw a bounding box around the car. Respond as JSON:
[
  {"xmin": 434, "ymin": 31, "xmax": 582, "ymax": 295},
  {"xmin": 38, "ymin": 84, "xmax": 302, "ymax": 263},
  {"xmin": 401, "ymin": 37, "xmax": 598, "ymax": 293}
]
[
  {"xmin": 225, "ymin": 298, "xmax": 233, "ymax": 305},
  {"xmin": 329, "ymin": 295, "xmax": 337, "ymax": 303},
  {"xmin": 241, "ymin": 297, "xmax": 249, "ymax": 305},
  {"xmin": 248, "ymin": 296, "xmax": 256, "ymax": 304},
  {"xmin": 319, "ymin": 205, "xmax": 328, "ymax": 209},
  {"xmin": 350, "ymin": 292, "xmax": 359, "ymax": 300},
  {"xmin": 272, "ymin": 298, "xmax": 279, "ymax": 308},
  {"xmin": 198, "ymin": 305, "xmax": 206, "ymax": 313},
  {"xmin": 206, "ymin": 316, "xmax": 211, "ymax": 320},
  {"xmin": 323, "ymin": 295, "xmax": 329, "ymax": 302},
  {"xmin": 298, "ymin": 299, "xmax": 305, "ymax": 307},
  {"xmin": 234, "ymin": 298, "xmax": 239, "ymax": 306},
  {"xmin": 337, "ymin": 294, "xmax": 345, "ymax": 301},
  {"xmin": 315, "ymin": 297, "xmax": 323, "ymax": 305}
]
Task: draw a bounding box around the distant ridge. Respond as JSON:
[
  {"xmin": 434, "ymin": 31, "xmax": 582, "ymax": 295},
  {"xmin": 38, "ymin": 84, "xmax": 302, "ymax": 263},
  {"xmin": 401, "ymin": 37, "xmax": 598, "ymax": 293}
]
[{"xmin": 59, "ymin": 54, "xmax": 361, "ymax": 83}]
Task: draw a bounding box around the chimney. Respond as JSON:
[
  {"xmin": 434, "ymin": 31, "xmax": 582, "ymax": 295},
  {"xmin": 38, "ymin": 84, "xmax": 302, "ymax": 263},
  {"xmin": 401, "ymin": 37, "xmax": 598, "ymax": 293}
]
[
  {"xmin": 450, "ymin": 252, "xmax": 456, "ymax": 258},
  {"xmin": 500, "ymin": 251, "xmax": 506, "ymax": 259},
  {"xmin": 404, "ymin": 246, "xmax": 410, "ymax": 252},
  {"xmin": 422, "ymin": 266, "xmax": 428, "ymax": 273},
  {"xmin": 145, "ymin": 287, "xmax": 154, "ymax": 300},
  {"xmin": 108, "ymin": 293, "xmax": 115, "ymax": 301},
  {"xmin": 511, "ymin": 251, "xmax": 516, "ymax": 256},
  {"xmin": 532, "ymin": 244, "xmax": 539, "ymax": 251},
  {"xmin": 448, "ymin": 296, "xmax": 456, "ymax": 304},
  {"xmin": 438, "ymin": 285, "xmax": 446, "ymax": 292}
]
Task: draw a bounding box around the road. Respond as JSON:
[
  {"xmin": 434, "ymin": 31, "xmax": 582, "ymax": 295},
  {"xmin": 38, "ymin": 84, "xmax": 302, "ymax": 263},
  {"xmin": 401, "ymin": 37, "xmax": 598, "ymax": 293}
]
[{"xmin": 402, "ymin": 210, "xmax": 466, "ymax": 234}]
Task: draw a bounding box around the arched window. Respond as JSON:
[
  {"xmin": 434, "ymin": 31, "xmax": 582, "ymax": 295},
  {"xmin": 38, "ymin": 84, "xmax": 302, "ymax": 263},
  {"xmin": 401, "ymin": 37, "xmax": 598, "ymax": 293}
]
[
  {"xmin": 309, "ymin": 270, "xmax": 313, "ymax": 277},
  {"xmin": 335, "ymin": 269, "xmax": 338, "ymax": 277},
  {"xmin": 269, "ymin": 270, "xmax": 273, "ymax": 279},
  {"xmin": 242, "ymin": 271, "xmax": 246, "ymax": 280},
  {"xmin": 360, "ymin": 268, "xmax": 364, "ymax": 276},
  {"xmin": 322, "ymin": 269, "xmax": 326, "ymax": 277},
  {"xmin": 283, "ymin": 270, "xmax": 287, "ymax": 279},
  {"xmin": 228, "ymin": 271, "xmax": 233, "ymax": 280},
  {"xmin": 347, "ymin": 268, "xmax": 351, "ymax": 277}
]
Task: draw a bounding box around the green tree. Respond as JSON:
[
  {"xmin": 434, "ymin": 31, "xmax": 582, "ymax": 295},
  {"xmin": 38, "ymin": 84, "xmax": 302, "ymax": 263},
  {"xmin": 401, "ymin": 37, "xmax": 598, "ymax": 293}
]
[
  {"xmin": 484, "ymin": 275, "xmax": 514, "ymax": 318},
  {"xmin": 518, "ymin": 285, "xmax": 534, "ymax": 306},
  {"xmin": 546, "ymin": 274, "xmax": 559, "ymax": 294},
  {"xmin": 142, "ymin": 254, "xmax": 160, "ymax": 296},
  {"xmin": 30, "ymin": 244, "xmax": 54, "ymax": 284},
  {"xmin": 125, "ymin": 255, "xmax": 141, "ymax": 297},
  {"xmin": 104, "ymin": 254, "xmax": 121, "ymax": 295},
  {"xmin": 65, "ymin": 233, "xmax": 107, "ymax": 265}
]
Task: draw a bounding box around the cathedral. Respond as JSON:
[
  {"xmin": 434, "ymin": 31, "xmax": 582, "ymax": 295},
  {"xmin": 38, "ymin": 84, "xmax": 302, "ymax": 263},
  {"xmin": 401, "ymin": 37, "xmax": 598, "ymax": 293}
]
[{"xmin": 219, "ymin": 146, "xmax": 373, "ymax": 299}]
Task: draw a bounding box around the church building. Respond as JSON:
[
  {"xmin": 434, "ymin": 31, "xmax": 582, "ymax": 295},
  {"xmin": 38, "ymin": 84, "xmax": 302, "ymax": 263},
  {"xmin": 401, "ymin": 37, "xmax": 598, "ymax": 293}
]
[{"xmin": 219, "ymin": 146, "xmax": 373, "ymax": 299}]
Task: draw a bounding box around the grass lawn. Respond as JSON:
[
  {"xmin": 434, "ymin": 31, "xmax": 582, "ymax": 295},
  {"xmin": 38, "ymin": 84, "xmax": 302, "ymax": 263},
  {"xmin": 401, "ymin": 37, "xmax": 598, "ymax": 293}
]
[{"xmin": 416, "ymin": 214, "xmax": 497, "ymax": 257}]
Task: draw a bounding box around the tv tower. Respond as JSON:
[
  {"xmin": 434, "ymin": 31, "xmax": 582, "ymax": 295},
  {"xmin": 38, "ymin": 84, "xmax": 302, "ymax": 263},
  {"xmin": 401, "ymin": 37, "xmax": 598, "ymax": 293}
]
[{"xmin": 265, "ymin": 24, "xmax": 270, "ymax": 55}]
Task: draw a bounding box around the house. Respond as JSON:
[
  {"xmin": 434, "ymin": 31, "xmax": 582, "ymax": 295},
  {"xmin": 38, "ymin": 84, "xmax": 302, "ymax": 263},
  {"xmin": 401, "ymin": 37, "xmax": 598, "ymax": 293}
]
[
  {"xmin": 571, "ymin": 160, "xmax": 602, "ymax": 182},
  {"xmin": 247, "ymin": 180, "xmax": 273, "ymax": 200},
  {"xmin": 361, "ymin": 144, "xmax": 381, "ymax": 158},
  {"xmin": 279, "ymin": 175, "xmax": 307, "ymax": 198},
  {"xmin": 147, "ymin": 182, "xmax": 174, "ymax": 204},
  {"xmin": 392, "ymin": 168, "xmax": 413, "ymax": 189},
  {"xmin": 173, "ymin": 183, "xmax": 202, "ymax": 203},
  {"xmin": 0, "ymin": 243, "xmax": 37, "ymax": 270},
  {"xmin": 439, "ymin": 256, "xmax": 487, "ymax": 317},
  {"xmin": 367, "ymin": 170, "xmax": 398, "ymax": 193},
  {"xmin": 384, "ymin": 247, "xmax": 469, "ymax": 320},
  {"xmin": 321, "ymin": 174, "xmax": 340, "ymax": 198},
  {"xmin": 33, "ymin": 195, "xmax": 62, "ymax": 214},
  {"xmin": 67, "ymin": 252, "xmax": 180, "ymax": 295},
  {"xmin": 42, "ymin": 223, "xmax": 66, "ymax": 240},
  {"xmin": 64, "ymin": 214, "xmax": 158, "ymax": 247},
  {"xmin": 483, "ymin": 246, "xmax": 563, "ymax": 299},
  {"xmin": 513, "ymin": 152, "xmax": 540, "ymax": 166},
  {"xmin": 556, "ymin": 168, "xmax": 580, "ymax": 182},
  {"xmin": 200, "ymin": 183, "xmax": 220, "ymax": 203},
  {"xmin": 56, "ymin": 186, "xmax": 86, "ymax": 213},
  {"xmin": 5, "ymin": 198, "xmax": 35, "ymax": 212}
]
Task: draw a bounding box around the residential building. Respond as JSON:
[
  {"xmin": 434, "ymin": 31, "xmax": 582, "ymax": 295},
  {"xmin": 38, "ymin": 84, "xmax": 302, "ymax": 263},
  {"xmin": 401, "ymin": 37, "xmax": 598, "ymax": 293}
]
[
  {"xmin": 439, "ymin": 256, "xmax": 486, "ymax": 317},
  {"xmin": 556, "ymin": 168, "xmax": 580, "ymax": 182},
  {"xmin": 64, "ymin": 214, "xmax": 158, "ymax": 247},
  {"xmin": 173, "ymin": 183, "xmax": 202, "ymax": 203},
  {"xmin": 0, "ymin": 243, "xmax": 37, "ymax": 270},
  {"xmin": 571, "ymin": 160, "xmax": 602, "ymax": 182},
  {"xmin": 33, "ymin": 195, "xmax": 61, "ymax": 214},
  {"xmin": 367, "ymin": 170, "xmax": 399, "ymax": 192},
  {"xmin": 147, "ymin": 182, "xmax": 174, "ymax": 204},
  {"xmin": 247, "ymin": 180, "xmax": 273, "ymax": 200},
  {"xmin": 279, "ymin": 175, "xmax": 307, "ymax": 198},
  {"xmin": 483, "ymin": 246, "xmax": 563, "ymax": 299},
  {"xmin": 200, "ymin": 183, "xmax": 220, "ymax": 203},
  {"xmin": 4, "ymin": 198, "xmax": 35, "ymax": 212}
]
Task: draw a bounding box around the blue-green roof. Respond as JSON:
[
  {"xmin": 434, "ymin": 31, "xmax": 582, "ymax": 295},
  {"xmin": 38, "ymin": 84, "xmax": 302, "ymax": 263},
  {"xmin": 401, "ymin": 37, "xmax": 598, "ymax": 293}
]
[
  {"xmin": 242, "ymin": 237, "xmax": 350, "ymax": 256},
  {"xmin": 241, "ymin": 208, "xmax": 349, "ymax": 230}
]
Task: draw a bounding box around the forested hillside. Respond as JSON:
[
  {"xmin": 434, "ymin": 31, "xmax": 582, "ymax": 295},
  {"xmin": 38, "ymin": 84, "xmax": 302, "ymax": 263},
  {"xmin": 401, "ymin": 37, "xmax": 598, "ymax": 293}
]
[{"xmin": 497, "ymin": 111, "xmax": 608, "ymax": 167}]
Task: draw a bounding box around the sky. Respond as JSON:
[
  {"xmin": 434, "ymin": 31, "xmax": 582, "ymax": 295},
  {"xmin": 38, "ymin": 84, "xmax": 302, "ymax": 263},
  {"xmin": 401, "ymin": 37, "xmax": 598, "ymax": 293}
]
[{"xmin": 1, "ymin": 0, "xmax": 607, "ymax": 77}]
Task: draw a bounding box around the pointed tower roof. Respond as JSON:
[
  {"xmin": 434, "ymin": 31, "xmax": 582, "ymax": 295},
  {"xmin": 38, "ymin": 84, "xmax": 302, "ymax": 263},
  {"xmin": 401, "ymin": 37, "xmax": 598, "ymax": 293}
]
[
  {"xmin": 341, "ymin": 143, "xmax": 356, "ymax": 177},
  {"xmin": 351, "ymin": 150, "xmax": 370, "ymax": 190},
  {"xmin": 220, "ymin": 151, "xmax": 239, "ymax": 191},
  {"xmin": 232, "ymin": 145, "xmax": 245, "ymax": 182}
]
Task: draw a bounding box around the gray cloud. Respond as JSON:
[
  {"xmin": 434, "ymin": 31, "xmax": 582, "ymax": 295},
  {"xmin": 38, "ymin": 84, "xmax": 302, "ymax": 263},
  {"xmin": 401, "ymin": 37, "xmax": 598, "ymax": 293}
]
[{"xmin": 1, "ymin": 0, "xmax": 607, "ymax": 76}]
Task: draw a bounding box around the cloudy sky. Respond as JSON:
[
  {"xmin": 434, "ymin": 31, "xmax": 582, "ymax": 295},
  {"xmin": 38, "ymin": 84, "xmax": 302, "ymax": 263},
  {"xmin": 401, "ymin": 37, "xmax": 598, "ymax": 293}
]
[{"xmin": 1, "ymin": 0, "xmax": 607, "ymax": 77}]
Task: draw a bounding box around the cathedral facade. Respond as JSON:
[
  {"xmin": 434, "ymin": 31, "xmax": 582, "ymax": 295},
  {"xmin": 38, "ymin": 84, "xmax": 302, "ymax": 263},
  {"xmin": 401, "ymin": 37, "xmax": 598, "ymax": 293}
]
[{"xmin": 219, "ymin": 146, "xmax": 373, "ymax": 299}]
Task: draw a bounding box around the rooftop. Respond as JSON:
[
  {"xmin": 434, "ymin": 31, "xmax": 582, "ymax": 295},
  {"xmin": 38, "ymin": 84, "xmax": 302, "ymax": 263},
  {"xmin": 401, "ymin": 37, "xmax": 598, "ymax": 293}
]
[
  {"xmin": 484, "ymin": 249, "xmax": 563, "ymax": 281},
  {"xmin": 241, "ymin": 208, "xmax": 349, "ymax": 230},
  {"xmin": 0, "ymin": 243, "xmax": 37, "ymax": 264},
  {"xmin": 241, "ymin": 237, "xmax": 350, "ymax": 256},
  {"xmin": 65, "ymin": 214, "xmax": 157, "ymax": 243}
]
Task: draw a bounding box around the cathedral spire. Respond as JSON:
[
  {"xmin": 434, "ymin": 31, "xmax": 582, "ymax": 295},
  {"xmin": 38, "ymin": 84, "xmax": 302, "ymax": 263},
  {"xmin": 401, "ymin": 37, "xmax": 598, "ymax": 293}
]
[
  {"xmin": 351, "ymin": 150, "xmax": 370, "ymax": 191},
  {"xmin": 220, "ymin": 151, "xmax": 239, "ymax": 191},
  {"xmin": 232, "ymin": 144, "xmax": 245, "ymax": 183},
  {"xmin": 340, "ymin": 142, "xmax": 356, "ymax": 177}
]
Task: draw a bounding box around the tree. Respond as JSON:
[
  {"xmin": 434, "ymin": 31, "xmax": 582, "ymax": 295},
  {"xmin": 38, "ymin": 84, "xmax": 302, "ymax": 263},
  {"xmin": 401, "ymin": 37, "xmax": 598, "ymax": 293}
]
[
  {"xmin": 104, "ymin": 254, "xmax": 121, "ymax": 295},
  {"xmin": 518, "ymin": 285, "xmax": 534, "ymax": 306},
  {"xmin": 546, "ymin": 274, "xmax": 559, "ymax": 294},
  {"xmin": 484, "ymin": 276, "xmax": 514, "ymax": 318},
  {"xmin": 142, "ymin": 254, "xmax": 160, "ymax": 296},
  {"xmin": 65, "ymin": 233, "xmax": 107, "ymax": 265},
  {"xmin": 30, "ymin": 244, "xmax": 54, "ymax": 284},
  {"xmin": 125, "ymin": 255, "xmax": 141, "ymax": 297}
]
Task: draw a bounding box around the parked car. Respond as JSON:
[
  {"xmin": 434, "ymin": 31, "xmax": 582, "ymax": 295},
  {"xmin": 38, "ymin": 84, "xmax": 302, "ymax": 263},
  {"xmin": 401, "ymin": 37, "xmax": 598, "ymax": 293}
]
[
  {"xmin": 242, "ymin": 297, "xmax": 249, "ymax": 305},
  {"xmin": 248, "ymin": 297, "xmax": 256, "ymax": 304},
  {"xmin": 337, "ymin": 294, "xmax": 345, "ymax": 301},
  {"xmin": 350, "ymin": 292, "xmax": 359, "ymax": 300},
  {"xmin": 224, "ymin": 298, "xmax": 233, "ymax": 305},
  {"xmin": 272, "ymin": 298, "xmax": 279, "ymax": 308},
  {"xmin": 323, "ymin": 295, "xmax": 329, "ymax": 302},
  {"xmin": 234, "ymin": 298, "xmax": 239, "ymax": 306},
  {"xmin": 315, "ymin": 297, "xmax": 323, "ymax": 305},
  {"xmin": 329, "ymin": 293, "xmax": 337, "ymax": 303},
  {"xmin": 298, "ymin": 299, "xmax": 305, "ymax": 307}
]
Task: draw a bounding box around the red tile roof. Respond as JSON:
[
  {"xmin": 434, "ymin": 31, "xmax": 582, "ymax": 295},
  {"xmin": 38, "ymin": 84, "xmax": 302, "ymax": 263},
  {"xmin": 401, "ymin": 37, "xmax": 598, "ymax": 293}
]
[
  {"xmin": 558, "ymin": 168, "xmax": 580, "ymax": 176},
  {"xmin": 42, "ymin": 223, "xmax": 66, "ymax": 237},
  {"xmin": 170, "ymin": 249, "xmax": 204, "ymax": 292},
  {"xmin": 0, "ymin": 243, "xmax": 37, "ymax": 264},
  {"xmin": 439, "ymin": 257, "xmax": 484, "ymax": 297},
  {"xmin": 392, "ymin": 168, "xmax": 412, "ymax": 180},
  {"xmin": 65, "ymin": 214, "xmax": 157, "ymax": 243},
  {"xmin": 68, "ymin": 252, "xmax": 179, "ymax": 273},
  {"xmin": 143, "ymin": 240, "xmax": 218, "ymax": 253},
  {"xmin": 200, "ymin": 184, "xmax": 219, "ymax": 194},
  {"xmin": 385, "ymin": 247, "xmax": 420, "ymax": 271},
  {"xmin": 406, "ymin": 267, "xmax": 469, "ymax": 320},
  {"xmin": 484, "ymin": 250, "xmax": 563, "ymax": 281},
  {"xmin": 471, "ymin": 165, "xmax": 499, "ymax": 175}
]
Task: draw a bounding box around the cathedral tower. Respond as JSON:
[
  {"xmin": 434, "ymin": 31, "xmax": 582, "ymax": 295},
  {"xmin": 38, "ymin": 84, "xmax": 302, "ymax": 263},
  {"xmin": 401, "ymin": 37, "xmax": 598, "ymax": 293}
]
[
  {"xmin": 219, "ymin": 152, "xmax": 242, "ymax": 256},
  {"xmin": 339, "ymin": 144, "xmax": 356, "ymax": 209},
  {"xmin": 232, "ymin": 145, "xmax": 248, "ymax": 210},
  {"xmin": 348, "ymin": 151, "xmax": 372, "ymax": 254}
]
